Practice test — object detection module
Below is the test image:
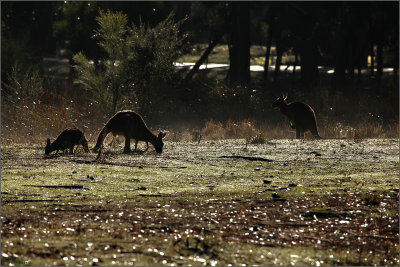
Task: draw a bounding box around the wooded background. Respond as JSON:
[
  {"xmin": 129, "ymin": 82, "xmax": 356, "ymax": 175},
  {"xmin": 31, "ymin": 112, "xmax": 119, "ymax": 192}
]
[{"xmin": 1, "ymin": 1, "xmax": 399, "ymax": 135}]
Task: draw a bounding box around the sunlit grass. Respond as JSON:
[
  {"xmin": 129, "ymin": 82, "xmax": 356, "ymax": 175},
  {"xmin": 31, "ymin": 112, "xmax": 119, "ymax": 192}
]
[
  {"xmin": 1, "ymin": 43, "xmax": 398, "ymax": 265},
  {"xmin": 1, "ymin": 138, "xmax": 398, "ymax": 265}
]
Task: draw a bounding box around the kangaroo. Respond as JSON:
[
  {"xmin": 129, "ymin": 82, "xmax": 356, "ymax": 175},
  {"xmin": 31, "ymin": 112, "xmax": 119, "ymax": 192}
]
[
  {"xmin": 92, "ymin": 110, "xmax": 166, "ymax": 154},
  {"xmin": 45, "ymin": 128, "xmax": 89, "ymax": 155},
  {"xmin": 272, "ymin": 94, "xmax": 321, "ymax": 139}
]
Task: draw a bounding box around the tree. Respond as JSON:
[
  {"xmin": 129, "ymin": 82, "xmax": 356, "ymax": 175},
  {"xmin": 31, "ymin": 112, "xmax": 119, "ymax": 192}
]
[
  {"xmin": 182, "ymin": 2, "xmax": 228, "ymax": 82},
  {"xmin": 228, "ymin": 2, "xmax": 251, "ymax": 85},
  {"xmin": 292, "ymin": 3, "xmax": 321, "ymax": 87},
  {"xmin": 1, "ymin": 2, "xmax": 59, "ymax": 81},
  {"xmin": 263, "ymin": 2, "xmax": 322, "ymax": 87},
  {"xmin": 262, "ymin": 2, "xmax": 289, "ymax": 84},
  {"xmin": 126, "ymin": 12, "xmax": 188, "ymax": 117},
  {"xmin": 53, "ymin": 2, "xmax": 100, "ymax": 61},
  {"xmin": 73, "ymin": 10, "xmax": 130, "ymax": 114},
  {"xmin": 73, "ymin": 10, "xmax": 188, "ymax": 116}
]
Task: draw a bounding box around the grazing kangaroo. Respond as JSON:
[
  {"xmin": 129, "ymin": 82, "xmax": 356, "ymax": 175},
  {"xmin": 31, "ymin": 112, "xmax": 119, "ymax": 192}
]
[
  {"xmin": 45, "ymin": 128, "xmax": 89, "ymax": 155},
  {"xmin": 92, "ymin": 110, "xmax": 166, "ymax": 154},
  {"xmin": 272, "ymin": 94, "xmax": 321, "ymax": 139}
]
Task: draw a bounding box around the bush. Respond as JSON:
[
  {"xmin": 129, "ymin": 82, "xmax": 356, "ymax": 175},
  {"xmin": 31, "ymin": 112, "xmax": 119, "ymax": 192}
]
[
  {"xmin": 73, "ymin": 10, "xmax": 188, "ymax": 116},
  {"xmin": 73, "ymin": 10, "xmax": 133, "ymax": 115},
  {"xmin": 201, "ymin": 119, "xmax": 225, "ymax": 139},
  {"xmin": 1, "ymin": 62, "xmax": 43, "ymax": 104},
  {"xmin": 199, "ymin": 119, "xmax": 267, "ymax": 142},
  {"xmin": 250, "ymin": 134, "xmax": 266, "ymax": 144}
]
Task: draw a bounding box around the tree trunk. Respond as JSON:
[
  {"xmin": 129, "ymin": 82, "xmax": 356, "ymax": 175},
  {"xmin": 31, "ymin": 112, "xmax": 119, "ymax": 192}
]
[
  {"xmin": 228, "ymin": 2, "xmax": 250, "ymax": 85},
  {"xmin": 263, "ymin": 27, "xmax": 272, "ymax": 81},
  {"xmin": 348, "ymin": 41, "xmax": 355, "ymax": 81},
  {"xmin": 273, "ymin": 39, "xmax": 282, "ymax": 84},
  {"xmin": 333, "ymin": 8, "xmax": 347, "ymax": 87},
  {"xmin": 376, "ymin": 40, "xmax": 383, "ymax": 84},
  {"xmin": 292, "ymin": 51, "xmax": 298, "ymax": 85},
  {"xmin": 394, "ymin": 41, "xmax": 399, "ymax": 76},
  {"xmin": 334, "ymin": 53, "xmax": 346, "ymax": 86},
  {"xmin": 299, "ymin": 39, "xmax": 319, "ymax": 87},
  {"xmin": 357, "ymin": 65, "xmax": 362, "ymax": 84},
  {"xmin": 184, "ymin": 32, "xmax": 223, "ymax": 82},
  {"xmin": 370, "ymin": 44, "xmax": 375, "ymax": 77}
]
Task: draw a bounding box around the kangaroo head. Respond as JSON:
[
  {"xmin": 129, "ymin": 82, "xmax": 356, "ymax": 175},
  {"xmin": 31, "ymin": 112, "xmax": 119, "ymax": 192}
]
[
  {"xmin": 81, "ymin": 139, "xmax": 89, "ymax": 153},
  {"xmin": 272, "ymin": 94, "xmax": 288, "ymax": 109},
  {"xmin": 45, "ymin": 138, "xmax": 52, "ymax": 155},
  {"xmin": 153, "ymin": 132, "xmax": 167, "ymax": 154}
]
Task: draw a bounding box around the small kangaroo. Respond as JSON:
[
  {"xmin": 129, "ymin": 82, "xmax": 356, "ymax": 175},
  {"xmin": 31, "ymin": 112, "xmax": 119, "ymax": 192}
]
[
  {"xmin": 92, "ymin": 110, "xmax": 166, "ymax": 154},
  {"xmin": 45, "ymin": 128, "xmax": 89, "ymax": 155},
  {"xmin": 272, "ymin": 94, "xmax": 321, "ymax": 139}
]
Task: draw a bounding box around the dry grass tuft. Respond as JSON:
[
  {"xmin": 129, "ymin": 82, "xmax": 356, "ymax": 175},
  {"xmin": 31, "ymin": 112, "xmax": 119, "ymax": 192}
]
[
  {"xmin": 199, "ymin": 119, "xmax": 270, "ymax": 143},
  {"xmin": 196, "ymin": 119, "xmax": 398, "ymax": 142},
  {"xmin": 249, "ymin": 134, "xmax": 266, "ymax": 144},
  {"xmin": 2, "ymin": 99, "xmax": 398, "ymax": 145},
  {"xmin": 320, "ymin": 121, "xmax": 399, "ymax": 139},
  {"xmin": 1, "ymin": 97, "xmax": 106, "ymax": 145},
  {"xmin": 200, "ymin": 119, "xmax": 225, "ymax": 140}
]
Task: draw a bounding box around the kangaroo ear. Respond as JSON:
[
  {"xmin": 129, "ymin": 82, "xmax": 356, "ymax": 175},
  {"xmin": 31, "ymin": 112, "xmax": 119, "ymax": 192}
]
[
  {"xmin": 283, "ymin": 93, "xmax": 288, "ymax": 100},
  {"xmin": 46, "ymin": 138, "xmax": 50, "ymax": 146},
  {"xmin": 162, "ymin": 132, "xmax": 166, "ymax": 138},
  {"xmin": 158, "ymin": 132, "xmax": 165, "ymax": 139}
]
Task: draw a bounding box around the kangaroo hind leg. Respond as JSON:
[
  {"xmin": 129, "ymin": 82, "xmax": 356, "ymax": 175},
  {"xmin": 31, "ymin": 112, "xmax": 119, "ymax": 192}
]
[{"xmin": 123, "ymin": 135, "xmax": 131, "ymax": 154}]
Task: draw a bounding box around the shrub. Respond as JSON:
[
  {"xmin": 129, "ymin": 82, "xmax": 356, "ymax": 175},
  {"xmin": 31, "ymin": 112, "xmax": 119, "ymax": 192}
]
[
  {"xmin": 224, "ymin": 120, "xmax": 239, "ymax": 138},
  {"xmin": 199, "ymin": 119, "xmax": 268, "ymax": 142},
  {"xmin": 1, "ymin": 62, "xmax": 43, "ymax": 104},
  {"xmin": 250, "ymin": 134, "xmax": 266, "ymax": 144},
  {"xmin": 191, "ymin": 130, "xmax": 202, "ymax": 142},
  {"xmin": 127, "ymin": 13, "xmax": 188, "ymax": 117},
  {"xmin": 73, "ymin": 10, "xmax": 188, "ymax": 116},
  {"xmin": 73, "ymin": 10, "xmax": 131, "ymax": 115},
  {"xmin": 237, "ymin": 121, "xmax": 259, "ymax": 140},
  {"xmin": 201, "ymin": 119, "xmax": 225, "ymax": 139}
]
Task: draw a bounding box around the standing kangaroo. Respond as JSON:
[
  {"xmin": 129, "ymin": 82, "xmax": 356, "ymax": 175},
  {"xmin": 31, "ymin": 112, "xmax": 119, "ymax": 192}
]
[
  {"xmin": 272, "ymin": 94, "xmax": 321, "ymax": 139},
  {"xmin": 45, "ymin": 128, "xmax": 89, "ymax": 155},
  {"xmin": 92, "ymin": 110, "xmax": 166, "ymax": 154}
]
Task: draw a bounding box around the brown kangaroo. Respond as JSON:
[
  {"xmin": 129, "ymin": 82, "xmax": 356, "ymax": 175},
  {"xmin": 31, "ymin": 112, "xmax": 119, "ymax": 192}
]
[
  {"xmin": 92, "ymin": 110, "xmax": 166, "ymax": 154},
  {"xmin": 272, "ymin": 94, "xmax": 321, "ymax": 139},
  {"xmin": 45, "ymin": 128, "xmax": 89, "ymax": 155}
]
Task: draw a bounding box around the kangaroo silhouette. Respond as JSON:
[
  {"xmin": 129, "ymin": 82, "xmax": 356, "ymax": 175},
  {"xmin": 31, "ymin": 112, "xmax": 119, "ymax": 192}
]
[
  {"xmin": 272, "ymin": 94, "xmax": 321, "ymax": 139},
  {"xmin": 45, "ymin": 128, "xmax": 89, "ymax": 155},
  {"xmin": 93, "ymin": 110, "xmax": 166, "ymax": 154}
]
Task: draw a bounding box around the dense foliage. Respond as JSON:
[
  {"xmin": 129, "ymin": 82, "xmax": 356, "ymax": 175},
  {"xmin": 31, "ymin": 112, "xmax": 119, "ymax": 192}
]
[{"xmin": 73, "ymin": 10, "xmax": 187, "ymax": 115}]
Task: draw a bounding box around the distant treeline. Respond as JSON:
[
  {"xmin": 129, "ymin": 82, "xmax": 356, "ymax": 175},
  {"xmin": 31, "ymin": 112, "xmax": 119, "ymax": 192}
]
[{"xmin": 2, "ymin": 1, "xmax": 398, "ymax": 88}]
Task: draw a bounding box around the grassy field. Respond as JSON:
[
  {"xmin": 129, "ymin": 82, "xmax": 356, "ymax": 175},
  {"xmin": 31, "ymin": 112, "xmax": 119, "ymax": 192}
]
[{"xmin": 1, "ymin": 138, "xmax": 398, "ymax": 266}]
